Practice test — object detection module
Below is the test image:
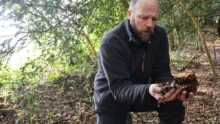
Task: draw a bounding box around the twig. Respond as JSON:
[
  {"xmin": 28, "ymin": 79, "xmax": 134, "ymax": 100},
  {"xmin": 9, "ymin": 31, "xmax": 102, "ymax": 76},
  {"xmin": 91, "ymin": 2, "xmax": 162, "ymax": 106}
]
[
  {"xmin": 179, "ymin": 52, "xmax": 204, "ymax": 71},
  {"xmin": 1, "ymin": 109, "xmax": 17, "ymax": 123},
  {"xmin": 0, "ymin": 33, "xmax": 29, "ymax": 64}
]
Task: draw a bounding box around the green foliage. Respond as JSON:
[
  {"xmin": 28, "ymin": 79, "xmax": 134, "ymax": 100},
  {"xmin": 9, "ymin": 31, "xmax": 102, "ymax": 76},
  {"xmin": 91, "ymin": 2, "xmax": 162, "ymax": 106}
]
[
  {"xmin": 0, "ymin": 67, "xmax": 22, "ymax": 84},
  {"xmin": 47, "ymin": 71, "xmax": 60, "ymax": 83},
  {"xmin": 0, "ymin": 65, "xmax": 38, "ymax": 122},
  {"xmin": 49, "ymin": 110, "xmax": 55, "ymax": 116},
  {"xmin": 16, "ymin": 88, "xmax": 38, "ymax": 123},
  {"xmin": 170, "ymin": 54, "xmax": 186, "ymax": 67},
  {"xmin": 0, "ymin": 67, "xmax": 24, "ymax": 104},
  {"xmin": 10, "ymin": 93, "xmax": 19, "ymax": 103},
  {"xmin": 158, "ymin": 0, "xmax": 220, "ymax": 51}
]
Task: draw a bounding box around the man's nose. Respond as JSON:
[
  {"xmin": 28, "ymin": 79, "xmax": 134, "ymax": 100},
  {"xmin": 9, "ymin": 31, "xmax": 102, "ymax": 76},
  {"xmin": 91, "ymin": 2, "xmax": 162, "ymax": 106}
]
[{"xmin": 145, "ymin": 19, "xmax": 153, "ymax": 28}]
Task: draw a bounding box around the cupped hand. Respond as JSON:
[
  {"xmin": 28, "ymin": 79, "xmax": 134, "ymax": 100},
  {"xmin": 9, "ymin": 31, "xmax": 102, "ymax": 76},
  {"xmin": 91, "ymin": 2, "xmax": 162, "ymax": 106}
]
[
  {"xmin": 149, "ymin": 84, "xmax": 182, "ymax": 102},
  {"xmin": 178, "ymin": 86, "xmax": 198, "ymax": 102},
  {"xmin": 149, "ymin": 84, "xmax": 161, "ymax": 100},
  {"xmin": 178, "ymin": 91, "xmax": 194, "ymax": 102}
]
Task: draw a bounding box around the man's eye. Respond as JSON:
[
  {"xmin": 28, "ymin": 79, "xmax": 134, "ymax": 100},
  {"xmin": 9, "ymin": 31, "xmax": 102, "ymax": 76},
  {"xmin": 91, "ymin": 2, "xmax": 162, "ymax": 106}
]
[
  {"xmin": 152, "ymin": 18, "xmax": 157, "ymax": 21},
  {"xmin": 141, "ymin": 17, "xmax": 147, "ymax": 19}
]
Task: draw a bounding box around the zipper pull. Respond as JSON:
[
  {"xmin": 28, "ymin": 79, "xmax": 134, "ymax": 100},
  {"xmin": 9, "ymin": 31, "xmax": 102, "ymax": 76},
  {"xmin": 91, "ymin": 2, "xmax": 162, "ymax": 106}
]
[{"xmin": 142, "ymin": 51, "xmax": 145, "ymax": 72}]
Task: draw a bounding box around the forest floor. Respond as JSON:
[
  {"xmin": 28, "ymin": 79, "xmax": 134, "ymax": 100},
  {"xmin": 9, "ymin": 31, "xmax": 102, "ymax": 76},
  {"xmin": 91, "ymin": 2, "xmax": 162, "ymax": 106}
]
[{"xmin": 0, "ymin": 39, "xmax": 220, "ymax": 124}]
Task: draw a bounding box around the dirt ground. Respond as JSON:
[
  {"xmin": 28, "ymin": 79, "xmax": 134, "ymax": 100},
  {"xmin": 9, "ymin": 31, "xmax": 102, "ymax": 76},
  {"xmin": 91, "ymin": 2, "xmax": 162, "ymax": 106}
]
[{"xmin": 0, "ymin": 40, "xmax": 220, "ymax": 124}]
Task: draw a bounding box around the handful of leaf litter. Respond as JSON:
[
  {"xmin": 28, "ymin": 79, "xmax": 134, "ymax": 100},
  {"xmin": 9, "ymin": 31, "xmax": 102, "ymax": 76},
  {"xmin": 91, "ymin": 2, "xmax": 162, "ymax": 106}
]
[{"xmin": 157, "ymin": 72, "xmax": 199, "ymax": 103}]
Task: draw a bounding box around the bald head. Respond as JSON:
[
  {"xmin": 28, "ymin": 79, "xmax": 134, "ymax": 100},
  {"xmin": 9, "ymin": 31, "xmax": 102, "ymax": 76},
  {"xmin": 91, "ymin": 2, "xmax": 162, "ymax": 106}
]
[{"xmin": 129, "ymin": 0, "xmax": 159, "ymax": 12}]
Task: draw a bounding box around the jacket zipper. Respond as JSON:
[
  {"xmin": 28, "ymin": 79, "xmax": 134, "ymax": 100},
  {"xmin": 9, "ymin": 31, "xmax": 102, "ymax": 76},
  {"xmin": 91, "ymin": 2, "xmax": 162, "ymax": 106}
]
[
  {"xmin": 141, "ymin": 51, "xmax": 145, "ymax": 72},
  {"xmin": 142, "ymin": 40, "xmax": 151, "ymax": 72}
]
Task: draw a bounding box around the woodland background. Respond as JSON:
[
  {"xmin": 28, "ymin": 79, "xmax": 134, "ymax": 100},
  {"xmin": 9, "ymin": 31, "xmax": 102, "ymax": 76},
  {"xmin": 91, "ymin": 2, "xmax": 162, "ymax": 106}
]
[{"xmin": 0, "ymin": 0, "xmax": 220, "ymax": 123}]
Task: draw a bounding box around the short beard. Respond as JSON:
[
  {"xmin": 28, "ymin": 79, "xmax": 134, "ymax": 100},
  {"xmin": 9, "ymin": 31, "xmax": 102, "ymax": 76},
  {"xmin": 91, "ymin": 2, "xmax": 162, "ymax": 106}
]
[{"xmin": 130, "ymin": 17, "xmax": 153, "ymax": 42}]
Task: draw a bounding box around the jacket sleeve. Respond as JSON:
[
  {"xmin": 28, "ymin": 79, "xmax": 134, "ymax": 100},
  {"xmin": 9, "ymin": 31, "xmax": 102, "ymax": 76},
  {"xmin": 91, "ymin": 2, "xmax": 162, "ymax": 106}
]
[
  {"xmin": 99, "ymin": 37, "xmax": 156, "ymax": 104},
  {"xmin": 150, "ymin": 28, "xmax": 174, "ymax": 83}
]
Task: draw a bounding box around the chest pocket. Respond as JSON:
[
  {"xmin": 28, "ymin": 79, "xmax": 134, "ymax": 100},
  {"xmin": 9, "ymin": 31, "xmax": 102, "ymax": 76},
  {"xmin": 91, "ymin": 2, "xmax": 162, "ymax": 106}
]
[{"xmin": 122, "ymin": 42, "xmax": 145, "ymax": 79}]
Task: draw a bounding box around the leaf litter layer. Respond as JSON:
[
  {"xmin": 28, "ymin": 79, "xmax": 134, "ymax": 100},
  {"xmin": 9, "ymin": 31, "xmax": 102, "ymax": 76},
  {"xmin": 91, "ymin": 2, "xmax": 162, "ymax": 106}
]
[{"xmin": 0, "ymin": 41, "xmax": 220, "ymax": 124}]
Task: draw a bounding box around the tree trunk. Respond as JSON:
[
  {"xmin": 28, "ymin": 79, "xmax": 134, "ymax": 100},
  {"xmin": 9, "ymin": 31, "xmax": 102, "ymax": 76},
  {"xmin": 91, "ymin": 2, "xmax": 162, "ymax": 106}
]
[
  {"xmin": 180, "ymin": 0, "xmax": 217, "ymax": 76},
  {"xmin": 195, "ymin": 32, "xmax": 203, "ymax": 51},
  {"xmin": 217, "ymin": 17, "xmax": 220, "ymax": 38},
  {"xmin": 168, "ymin": 32, "xmax": 175, "ymax": 51}
]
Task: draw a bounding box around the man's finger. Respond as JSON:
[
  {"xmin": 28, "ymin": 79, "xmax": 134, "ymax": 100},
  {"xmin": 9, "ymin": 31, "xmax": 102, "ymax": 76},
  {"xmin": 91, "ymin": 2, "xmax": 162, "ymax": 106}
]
[
  {"xmin": 151, "ymin": 84, "xmax": 161, "ymax": 93},
  {"xmin": 194, "ymin": 86, "xmax": 199, "ymax": 93},
  {"xmin": 186, "ymin": 92, "xmax": 194, "ymax": 102},
  {"xmin": 180, "ymin": 91, "xmax": 187, "ymax": 100},
  {"xmin": 163, "ymin": 89, "xmax": 175, "ymax": 99},
  {"xmin": 170, "ymin": 88, "xmax": 182, "ymax": 100},
  {"xmin": 163, "ymin": 89, "xmax": 177, "ymax": 102},
  {"xmin": 164, "ymin": 88, "xmax": 181, "ymax": 102},
  {"xmin": 149, "ymin": 84, "xmax": 162, "ymax": 100}
]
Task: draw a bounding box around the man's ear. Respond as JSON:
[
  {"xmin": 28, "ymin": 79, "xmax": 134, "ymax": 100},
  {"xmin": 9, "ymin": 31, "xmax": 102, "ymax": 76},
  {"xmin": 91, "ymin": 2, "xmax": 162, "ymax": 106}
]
[{"xmin": 127, "ymin": 9, "xmax": 132, "ymax": 20}]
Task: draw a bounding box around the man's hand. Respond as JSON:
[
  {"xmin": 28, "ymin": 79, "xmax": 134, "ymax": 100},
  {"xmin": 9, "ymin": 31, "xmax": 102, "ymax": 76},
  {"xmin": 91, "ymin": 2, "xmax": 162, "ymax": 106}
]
[
  {"xmin": 178, "ymin": 91, "xmax": 194, "ymax": 102},
  {"xmin": 178, "ymin": 86, "xmax": 198, "ymax": 102},
  {"xmin": 149, "ymin": 84, "xmax": 198, "ymax": 102},
  {"xmin": 149, "ymin": 84, "xmax": 181, "ymax": 102},
  {"xmin": 149, "ymin": 84, "xmax": 161, "ymax": 100}
]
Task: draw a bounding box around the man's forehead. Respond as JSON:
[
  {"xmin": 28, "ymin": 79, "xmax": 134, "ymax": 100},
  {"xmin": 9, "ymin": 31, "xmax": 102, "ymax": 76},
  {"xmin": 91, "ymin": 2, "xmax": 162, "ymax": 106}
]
[
  {"xmin": 134, "ymin": 0, "xmax": 159, "ymax": 15},
  {"xmin": 136, "ymin": 11, "xmax": 159, "ymax": 18},
  {"xmin": 136, "ymin": 0, "xmax": 159, "ymax": 6}
]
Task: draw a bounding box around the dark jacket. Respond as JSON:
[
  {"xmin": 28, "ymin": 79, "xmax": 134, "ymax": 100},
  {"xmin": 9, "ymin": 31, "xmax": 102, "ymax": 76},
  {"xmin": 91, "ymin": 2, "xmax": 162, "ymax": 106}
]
[{"xmin": 94, "ymin": 19, "xmax": 174, "ymax": 112}]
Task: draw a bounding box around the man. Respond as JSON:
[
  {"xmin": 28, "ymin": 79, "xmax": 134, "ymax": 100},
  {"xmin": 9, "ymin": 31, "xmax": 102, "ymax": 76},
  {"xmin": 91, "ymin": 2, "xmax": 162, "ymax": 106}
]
[{"xmin": 93, "ymin": 0, "xmax": 195, "ymax": 123}]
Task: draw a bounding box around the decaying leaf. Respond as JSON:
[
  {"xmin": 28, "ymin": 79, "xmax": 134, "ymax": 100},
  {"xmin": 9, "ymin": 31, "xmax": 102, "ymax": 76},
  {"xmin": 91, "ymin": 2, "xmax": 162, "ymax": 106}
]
[{"xmin": 157, "ymin": 71, "xmax": 199, "ymax": 102}]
